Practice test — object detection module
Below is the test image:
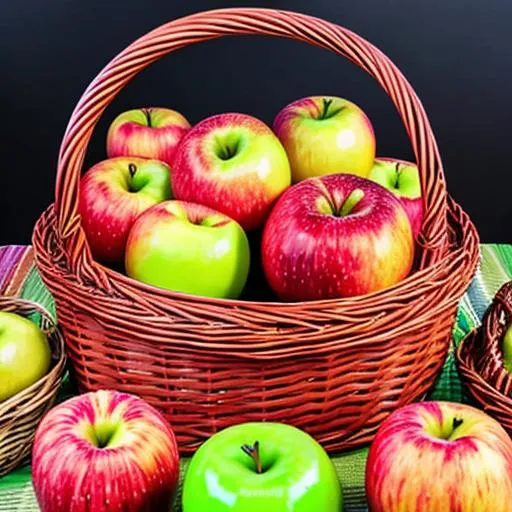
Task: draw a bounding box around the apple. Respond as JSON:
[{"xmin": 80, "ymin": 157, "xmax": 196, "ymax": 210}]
[
  {"xmin": 262, "ymin": 173, "xmax": 414, "ymax": 301},
  {"xmin": 171, "ymin": 113, "xmax": 291, "ymax": 231},
  {"xmin": 182, "ymin": 422, "xmax": 342, "ymax": 511},
  {"xmin": 79, "ymin": 157, "xmax": 172, "ymax": 265},
  {"xmin": 368, "ymin": 157, "xmax": 423, "ymax": 237},
  {"xmin": 32, "ymin": 390, "xmax": 180, "ymax": 512},
  {"xmin": 125, "ymin": 200, "xmax": 250, "ymax": 299},
  {"xmin": 502, "ymin": 324, "xmax": 512, "ymax": 373},
  {"xmin": 107, "ymin": 107, "xmax": 190, "ymax": 167},
  {"xmin": 273, "ymin": 95, "xmax": 376, "ymax": 183},
  {"xmin": 366, "ymin": 401, "xmax": 512, "ymax": 512},
  {"xmin": 0, "ymin": 311, "xmax": 51, "ymax": 402}
]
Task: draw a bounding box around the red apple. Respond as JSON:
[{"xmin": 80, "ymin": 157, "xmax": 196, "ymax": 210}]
[
  {"xmin": 262, "ymin": 174, "xmax": 414, "ymax": 300},
  {"xmin": 172, "ymin": 113, "xmax": 291, "ymax": 231},
  {"xmin": 273, "ymin": 96, "xmax": 376, "ymax": 182},
  {"xmin": 79, "ymin": 157, "xmax": 172, "ymax": 264},
  {"xmin": 107, "ymin": 107, "xmax": 190, "ymax": 167},
  {"xmin": 366, "ymin": 401, "xmax": 512, "ymax": 512},
  {"xmin": 32, "ymin": 390, "xmax": 180, "ymax": 512},
  {"xmin": 368, "ymin": 157, "xmax": 423, "ymax": 238}
]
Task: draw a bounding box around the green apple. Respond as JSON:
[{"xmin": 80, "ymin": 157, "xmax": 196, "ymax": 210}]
[
  {"xmin": 502, "ymin": 324, "xmax": 512, "ymax": 373},
  {"xmin": 0, "ymin": 311, "xmax": 51, "ymax": 402},
  {"xmin": 182, "ymin": 422, "xmax": 342, "ymax": 511},
  {"xmin": 273, "ymin": 95, "xmax": 376, "ymax": 182},
  {"xmin": 368, "ymin": 157, "xmax": 423, "ymax": 237},
  {"xmin": 125, "ymin": 200, "xmax": 250, "ymax": 299}
]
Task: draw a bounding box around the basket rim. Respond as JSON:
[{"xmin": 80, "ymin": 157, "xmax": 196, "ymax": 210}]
[
  {"xmin": 0, "ymin": 298, "xmax": 67, "ymax": 415},
  {"xmin": 35, "ymin": 195, "xmax": 479, "ymax": 310},
  {"xmin": 456, "ymin": 327, "xmax": 512, "ymax": 408}
]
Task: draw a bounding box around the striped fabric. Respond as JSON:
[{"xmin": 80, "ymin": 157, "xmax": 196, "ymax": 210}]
[{"xmin": 0, "ymin": 244, "xmax": 511, "ymax": 511}]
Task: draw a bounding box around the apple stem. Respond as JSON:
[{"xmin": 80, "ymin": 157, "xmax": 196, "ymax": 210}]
[
  {"xmin": 453, "ymin": 417, "xmax": 463, "ymax": 430},
  {"xmin": 143, "ymin": 109, "xmax": 152, "ymax": 128},
  {"xmin": 128, "ymin": 163, "xmax": 137, "ymax": 178},
  {"xmin": 320, "ymin": 98, "xmax": 333, "ymax": 119},
  {"xmin": 340, "ymin": 189, "xmax": 365, "ymax": 216},
  {"xmin": 241, "ymin": 441, "xmax": 263, "ymax": 474},
  {"xmin": 394, "ymin": 162, "xmax": 401, "ymax": 188}
]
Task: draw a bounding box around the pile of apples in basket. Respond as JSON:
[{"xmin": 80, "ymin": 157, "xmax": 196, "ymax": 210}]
[{"xmin": 3, "ymin": 95, "xmax": 512, "ymax": 512}]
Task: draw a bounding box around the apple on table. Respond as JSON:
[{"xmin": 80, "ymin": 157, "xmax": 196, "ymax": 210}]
[
  {"xmin": 366, "ymin": 401, "xmax": 512, "ymax": 511},
  {"xmin": 368, "ymin": 157, "xmax": 423, "ymax": 237},
  {"xmin": 0, "ymin": 311, "xmax": 51, "ymax": 402},
  {"xmin": 273, "ymin": 95, "xmax": 376, "ymax": 182},
  {"xmin": 125, "ymin": 200, "xmax": 250, "ymax": 299},
  {"xmin": 172, "ymin": 113, "xmax": 291, "ymax": 231},
  {"xmin": 32, "ymin": 390, "xmax": 180, "ymax": 512},
  {"xmin": 262, "ymin": 173, "xmax": 414, "ymax": 301},
  {"xmin": 79, "ymin": 157, "xmax": 172, "ymax": 265},
  {"xmin": 182, "ymin": 422, "xmax": 342, "ymax": 511},
  {"xmin": 107, "ymin": 107, "xmax": 190, "ymax": 167}
]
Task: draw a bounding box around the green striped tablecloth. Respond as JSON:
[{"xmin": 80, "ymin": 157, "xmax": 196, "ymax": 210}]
[{"xmin": 1, "ymin": 244, "xmax": 511, "ymax": 511}]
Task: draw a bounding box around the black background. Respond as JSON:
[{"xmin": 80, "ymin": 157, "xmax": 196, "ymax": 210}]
[{"xmin": 1, "ymin": 0, "xmax": 511, "ymax": 245}]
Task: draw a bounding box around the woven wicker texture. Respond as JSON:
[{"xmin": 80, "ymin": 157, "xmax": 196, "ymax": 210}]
[
  {"xmin": 0, "ymin": 298, "xmax": 66, "ymax": 476},
  {"xmin": 32, "ymin": 8, "xmax": 479, "ymax": 454},
  {"xmin": 457, "ymin": 282, "xmax": 512, "ymax": 434}
]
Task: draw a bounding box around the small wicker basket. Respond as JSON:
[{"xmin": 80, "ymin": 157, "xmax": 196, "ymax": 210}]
[
  {"xmin": 33, "ymin": 8, "xmax": 479, "ymax": 454},
  {"xmin": 457, "ymin": 281, "xmax": 512, "ymax": 434},
  {"xmin": 0, "ymin": 297, "xmax": 66, "ymax": 476}
]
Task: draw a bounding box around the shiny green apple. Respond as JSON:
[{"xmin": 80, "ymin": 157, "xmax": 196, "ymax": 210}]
[
  {"xmin": 0, "ymin": 311, "xmax": 51, "ymax": 402},
  {"xmin": 182, "ymin": 422, "xmax": 342, "ymax": 511},
  {"xmin": 125, "ymin": 200, "xmax": 250, "ymax": 299},
  {"xmin": 502, "ymin": 324, "xmax": 512, "ymax": 373}
]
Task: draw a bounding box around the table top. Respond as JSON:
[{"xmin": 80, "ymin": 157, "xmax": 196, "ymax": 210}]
[{"xmin": 1, "ymin": 243, "xmax": 511, "ymax": 511}]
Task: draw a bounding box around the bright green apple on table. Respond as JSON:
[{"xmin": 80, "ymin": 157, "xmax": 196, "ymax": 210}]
[
  {"xmin": 182, "ymin": 422, "xmax": 342, "ymax": 511},
  {"xmin": 0, "ymin": 311, "xmax": 51, "ymax": 402}
]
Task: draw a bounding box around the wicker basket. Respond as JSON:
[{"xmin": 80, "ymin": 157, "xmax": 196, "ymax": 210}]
[
  {"xmin": 457, "ymin": 282, "xmax": 512, "ymax": 434},
  {"xmin": 0, "ymin": 297, "xmax": 66, "ymax": 476},
  {"xmin": 32, "ymin": 8, "xmax": 479, "ymax": 454}
]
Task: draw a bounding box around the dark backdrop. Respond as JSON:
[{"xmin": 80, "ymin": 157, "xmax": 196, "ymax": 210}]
[{"xmin": 1, "ymin": 0, "xmax": 511, "ymax": 244}]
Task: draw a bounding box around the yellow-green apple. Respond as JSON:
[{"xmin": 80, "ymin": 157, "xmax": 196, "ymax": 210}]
[
  {"xmin": 182, "ymin": 422, "xmax": 342, "ymax": 511},
  {"xmin": 125, "ymin": 200, "xmax": 250, "ymax": 299},
  {"xmin": 79, "ymin": 157, "xmax": 172, "ymax": 265},
  {"xmin": 273, "ymin": 96, "xmax": 376, "ymax": 182},
  {"xmin": 502, "ymin": 324, "xmax": 512, "ymax": 373},
  {"xmin": 262, "ymin": 173, "xmax": 414, "ymax": 301},
  {"xmin": 32, "ymin": 390, "xmax": 180, "ymax": 512},
  {"xmin": 369, "ymin": 157, "xmax": 423, "ymax": 237},
  {"xmin": 172, "ymin": 113, "xmax": 291, "ymax": 231},
  {"xmin": 366, "ymin": 401, "xmax": 512, "ymax": 512},
  {"xmin": 107, "ymin": 107, "xmax": 190, "ymax": 167},
  {"xmin": 0, "ymin": 312, "xmax": 51, "ymax": 402}
]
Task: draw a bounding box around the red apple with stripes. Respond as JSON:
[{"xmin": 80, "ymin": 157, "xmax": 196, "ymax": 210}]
[
  {"xmin": 32, "ymin": 390, "xmax": 180, "ymax": 512},
  {"xmin": 172, "ymin": 113, "xmax": 291, "ymax": 230},
  {"xmin": 369, "ymin": 158, "xmax": 423, "ymax": 237},
  {"xmin": 107, "ymin": 107, "xmax": 190, "ymax": 167},
  {"xmin": 366, "ymin": 401, "xmax": 512, "ymax": 512},
  {"xmin": 273, "ymin": 96, "xmax": 376, "ymax": 183},
  {"xmin": 262, "ymin": 173, "xmax": 414, "ymax": 301},
  {"xmin": 79, "ymin": 157, "xmax": 172, "ymax": 265}
]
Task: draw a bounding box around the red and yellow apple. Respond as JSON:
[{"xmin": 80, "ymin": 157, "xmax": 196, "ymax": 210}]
[
  {"xmin": 366, "ymin": 401, "xmax": 512, "ymax": 512},
  {"xmin": 262, "ymin": 173, "xmax": 414, "ymax": 301},
  {"xmin": 172, "ymin": 113, "xmax": 291, "ymax": 231},
  {"xmin": 369, "ymin": 157, "xmax": 423, "ymax": 237},
  {"xmin": 125, "ymin": 200, "xmax": 250, "ymax": 299},
  {"xmin": 79, "ymin": 157, "xmax": 172, "ymax": 265},
  {"xmin": 273, "ymin": 96, "xmax": 376, "ymax": 182},
  {"xmin": 0, "ymin": 311, "xmax": 51, "ymax": 402},
  {"xmin": 107, "ymin": 107, "xmax": 190, "ymax": 167},
  {"xmin": 32, "ymin": 390, "xmax": 180, "ymax": 512}
]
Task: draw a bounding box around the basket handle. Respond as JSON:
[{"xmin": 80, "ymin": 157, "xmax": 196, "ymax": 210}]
[{"xmin": 54, "ymin": 8, "xmax": 448, "ymax": 277}]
